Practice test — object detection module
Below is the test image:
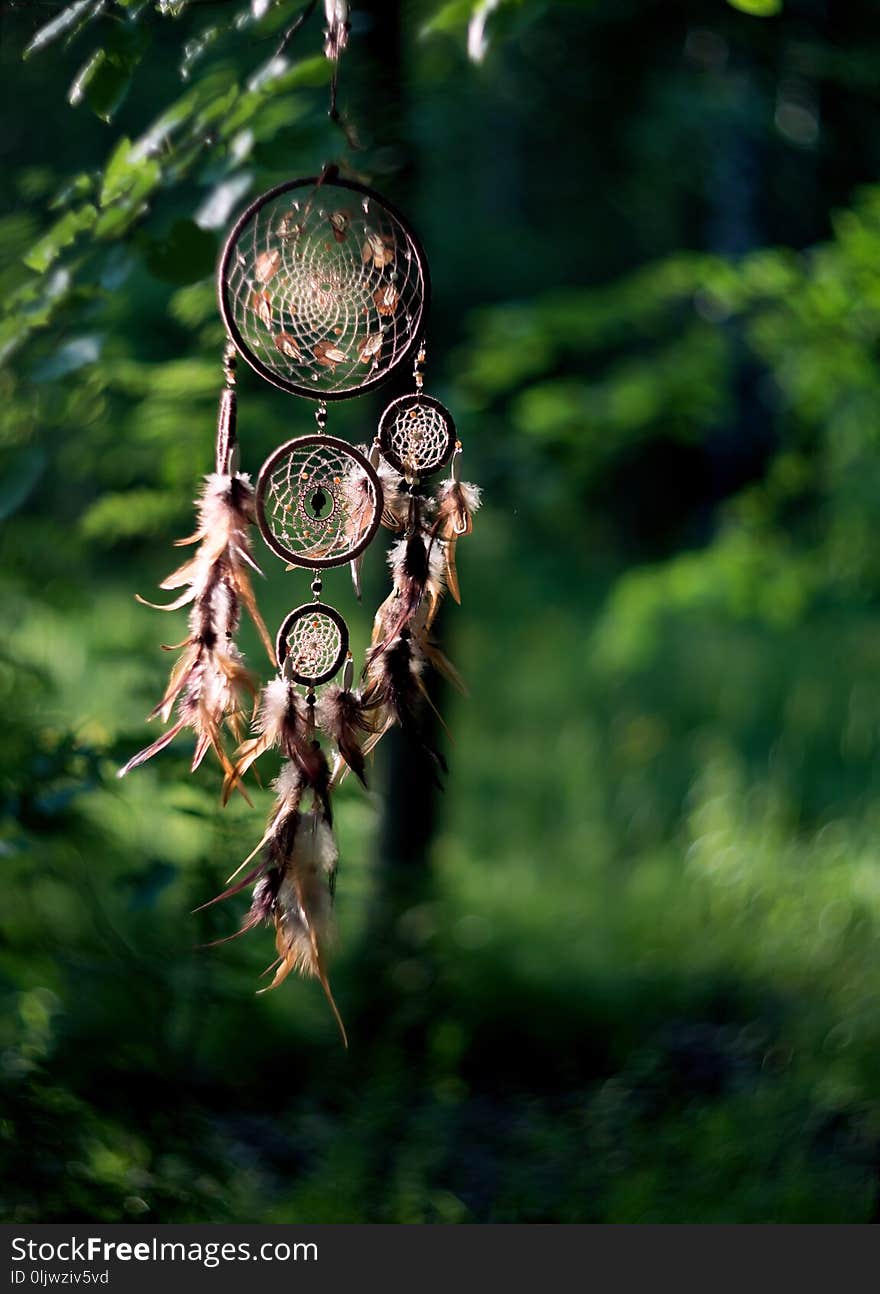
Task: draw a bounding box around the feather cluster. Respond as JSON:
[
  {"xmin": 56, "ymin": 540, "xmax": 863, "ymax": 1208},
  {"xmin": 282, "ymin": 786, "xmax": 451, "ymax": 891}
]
[
  {"xmin": 119, "ymin": 472, "xmax": 274, "ymax": 784},
  {"xmin": 205, "ymin": 674, "xmax": 360, "ymax": 1044},
  {"xmin": 358, "ymin": 469, "xmax": 481, "ymax": 768},
  {"xmin": 374, "ymin": 454, "xmax": 410, "ymax": 532},
  {"xmin": 317, "ymin": 683, "xmax": 376, "ymax": 787},
  {"xmin": 222, "ymin": 675, "xmax": 326, "ymax": 807},
  {"xmin": 323, "ymin": 0, "xmax": 350, "ymax": 61},
  {"xmin": 432, "ymin": 480, "xmax": 482, "ymax": 604},
  {"xmin": 201, "ymin": 760, "xmax": 347, "ymax": 1046}
]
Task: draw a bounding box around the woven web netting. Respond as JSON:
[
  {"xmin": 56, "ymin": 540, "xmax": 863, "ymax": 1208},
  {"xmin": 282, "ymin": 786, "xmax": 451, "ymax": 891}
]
[
  {"xmin": 257, "ymin": 437, "xmax": 380, "ymax": 568},
  {"xmin": 222, "ymin": 181, "xmax": 426, "ymax": 397},
  {"xmin": 379, "ymin": 395, "xmax": 454, "ymax": 477},
  {"xmin": 279, "ymin": 607, "xmax": 346, "ymax": 686}
]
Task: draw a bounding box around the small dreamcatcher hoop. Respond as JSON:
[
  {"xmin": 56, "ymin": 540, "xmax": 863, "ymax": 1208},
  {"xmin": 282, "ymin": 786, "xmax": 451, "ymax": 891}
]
[
  {"xmin": 255, "ymin": 434, "xmax": 383, "ymax": 568},
  {"xmin": 276, "ymin": 602, "xmax": 349, "ymax": 687},
  {"xmin": 378, "ymin": 393, "xmax": 456, "ymax": 478},
  {"xmin": 218, "ymin": 175, "xmax": 430, "ymax": 401}
]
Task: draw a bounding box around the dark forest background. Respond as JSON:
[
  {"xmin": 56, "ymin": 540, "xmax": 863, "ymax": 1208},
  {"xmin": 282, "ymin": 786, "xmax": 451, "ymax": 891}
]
[{"xmin": 3, "ymin": 0, "xmax": 880, "ymax": 1222}]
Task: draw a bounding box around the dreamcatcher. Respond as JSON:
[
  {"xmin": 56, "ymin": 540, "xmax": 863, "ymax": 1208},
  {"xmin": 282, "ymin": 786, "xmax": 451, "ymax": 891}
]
[{"xmin": 119, "ymin": 7, "xmax": 481, "ymax": 1042}]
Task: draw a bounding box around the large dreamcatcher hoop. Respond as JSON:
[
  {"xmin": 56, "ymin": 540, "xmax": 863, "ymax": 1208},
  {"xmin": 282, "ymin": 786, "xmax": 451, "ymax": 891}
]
[
  {"xmin": 255, "ymin": 433, "xmax": 382, "ymax": 568},
  {"xmin": 218, "ymin": 174, "xmax": 430, "ymax": 400}
]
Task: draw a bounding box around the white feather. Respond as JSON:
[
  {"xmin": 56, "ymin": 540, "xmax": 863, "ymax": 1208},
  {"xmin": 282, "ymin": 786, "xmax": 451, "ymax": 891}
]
[
  {"xmin": 259, "ymin": 675, "xmax": 291, "ymax": 734},
  {"xmin": 437, "ymin": 479, "xmax": 482, "ymax": 513},
  {"xmin": 387, "ymin": 537, "xmax": 409, "ymax": 575},
  {"xmin": 272, "ymin": 758, "xmax": 302, "ymax": 803}
]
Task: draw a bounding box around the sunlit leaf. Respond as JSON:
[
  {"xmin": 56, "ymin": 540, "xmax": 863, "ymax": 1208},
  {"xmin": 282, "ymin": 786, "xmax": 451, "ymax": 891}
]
[
  {"xmin": 421, "ymin": 0, "xmax": 473, "ymax": 36},
  {"xmin": 100, "ymin": 137, "xmax": 136, "ymax": 206},
  {"xmin": 726, "ymin": 0, "xmax": 782, "ymax": 14},
  {"xmin": 49, "ymin": 173, "xmax": 95, "ymax": 211},
  {"xmin": 23, "ymin": 205, "xmax": 97, "ymax": 273},
  {"xmin": 22, "ymin": 0, "xmax": 103, "ymax": 61},
  {"xmin": 99, "ymin": 138, "xmax": 163, "ymax": 210},
  {"xmin": 68, "ymin": 24, "xmax": 148, "ymax": 122},
  {"xmin": 69, "ymin": 48, "xmax": 133, "ymax": 122}
]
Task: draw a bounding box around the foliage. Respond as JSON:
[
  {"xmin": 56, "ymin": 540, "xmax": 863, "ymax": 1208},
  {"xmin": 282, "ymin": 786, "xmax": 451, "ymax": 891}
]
[{"xmin": 3, "ymin": 0, "xmax": 880, "ymax": 1222}]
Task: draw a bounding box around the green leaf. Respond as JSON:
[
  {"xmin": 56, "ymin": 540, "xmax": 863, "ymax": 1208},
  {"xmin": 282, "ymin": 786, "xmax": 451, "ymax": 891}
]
[
  {"xmin": 421, "ymin": 0, "xmax": 474, "ymax": 36},
  {"xmin": 99, "ymin": 137, "xmax": 162, "ymax": 210},
  {"xmin": 726, "ymin": 0, "xmax": 782, "ymax": 15},
  {"xmin": 69, "ymin": 48, "xmax": 132, "ymax": 122},
  {"xmin": 100, "ymin": 137, "xmax": 136, "ymax": 206},
  {"xmin": 49, "ymin": 173, "xmax": 95, "ymax": 211},
  {"xmin": 68, "ymin": 24, "xmax": 148, "ymax": 122},
  {"xmin": 23, "ymin": 205, "xmax": 97, "ymax": 273},
  {"xmin": 93, "ymin": 161, "xmax": 161, "ymax": 238},
  {"xmin": 22, "ymin": 0, "xmax": 103, "ymax": 60},
  {"xmin": 93, "ymin": 135, "xmax": 161, "ymax": 239}
]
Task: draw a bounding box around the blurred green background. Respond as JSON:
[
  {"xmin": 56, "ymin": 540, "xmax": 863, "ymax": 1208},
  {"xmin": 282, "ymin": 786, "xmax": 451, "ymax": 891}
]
[{"xmin": 3, "ymin": 0, "xmax": 880, "ymax": 1223}]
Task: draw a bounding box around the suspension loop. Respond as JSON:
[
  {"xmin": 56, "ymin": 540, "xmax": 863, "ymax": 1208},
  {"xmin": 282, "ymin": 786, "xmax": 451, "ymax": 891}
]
[{"xmin": 451, "ymin": 439, "xmax": 463, "ymax": 483}]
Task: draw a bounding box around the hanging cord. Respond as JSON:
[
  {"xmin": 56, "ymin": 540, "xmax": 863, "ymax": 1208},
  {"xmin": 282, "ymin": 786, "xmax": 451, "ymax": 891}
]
[
  {"xmin": 216, "ymin": 342, "xmax": 238, "ymax": 475},
  {"xmin": 272, "ymin": 1, "xmax": 358, "ymax": 149},
  {"xmin": 323, "ymin": 1, "xmax": 360, "ymax": 150},
  {"xmin": 413, "ymin": 340, "xmax": 427, "ymax": 393},
  {"xmin": 274, "ymin": 0, "xmax": 320, "ymax": 59}
]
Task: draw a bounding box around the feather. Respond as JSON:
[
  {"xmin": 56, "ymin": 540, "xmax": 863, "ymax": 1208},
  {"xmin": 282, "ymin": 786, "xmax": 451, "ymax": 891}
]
[
  {"xmin": 350, "ymin": 553, "xmax": 363, "ymax": 600},
  {"xmin": 362, "ymin": 631, "xmax": 447, "ymax": 780},
  {"xmin": 432, "ymin": 480, "xmax": 481, "ymax": 605},
  {"xmin": 341, "ymin": 463, "xmax": 378, "ymax": 547},
  {"xmin": 223, "ymin": 676, "xmax": 332, "ymax": 820},
  {"xmin": 369, "ymin": 534, "xmax": 430, "ymax": 654},
  {"xmin": 340, "ymin": 462, "xmax": 379, "ymax": 600},
  {"xmin": 316, "ymin": 684, "xmax": 376, "ymax": 787},
  {"xmin": 121, "ymin": 472, "xmax": 272, "ymax": 783},
  {"xmin": 374, "ymin": 457, "xmax": 409, "ymax": 531},
  {"xmin": 117, "ymin": 714, "xmax": 189, "ymax": 778},
  {"xmin": 323, "ymin": 0, "xmax": 350, "ymax": 62},
  {"xmin": 221, "ymin": 675, "xmax": 291, "ymax": 804},
  {"xmin": 259, "ymin": 810, "xmax": 347, "ymax": 1046},
  {"xmin": 201, "ymin": 765, "xmax": 347, "ymax": 1045},
  {"xmin": 412, "ymin": 623, "xmax": 468, "ymax": 695},
  {"xmin": 423, "ymin": 534, "xmax": 447, "ymax": 628},
  {"xmin": 198, "ymin": 763, "xmax": 304, "ymax": 909}
]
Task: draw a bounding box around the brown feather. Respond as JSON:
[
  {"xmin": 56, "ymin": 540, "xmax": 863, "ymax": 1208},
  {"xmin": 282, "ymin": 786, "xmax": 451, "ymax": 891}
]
[
  {"xmin": 316, "ymin": 685, "xmax": 376, "ymax": 787},
  {"xmin": 121, "ymin": 472, "xmax": 272, "ymax": 783}
]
